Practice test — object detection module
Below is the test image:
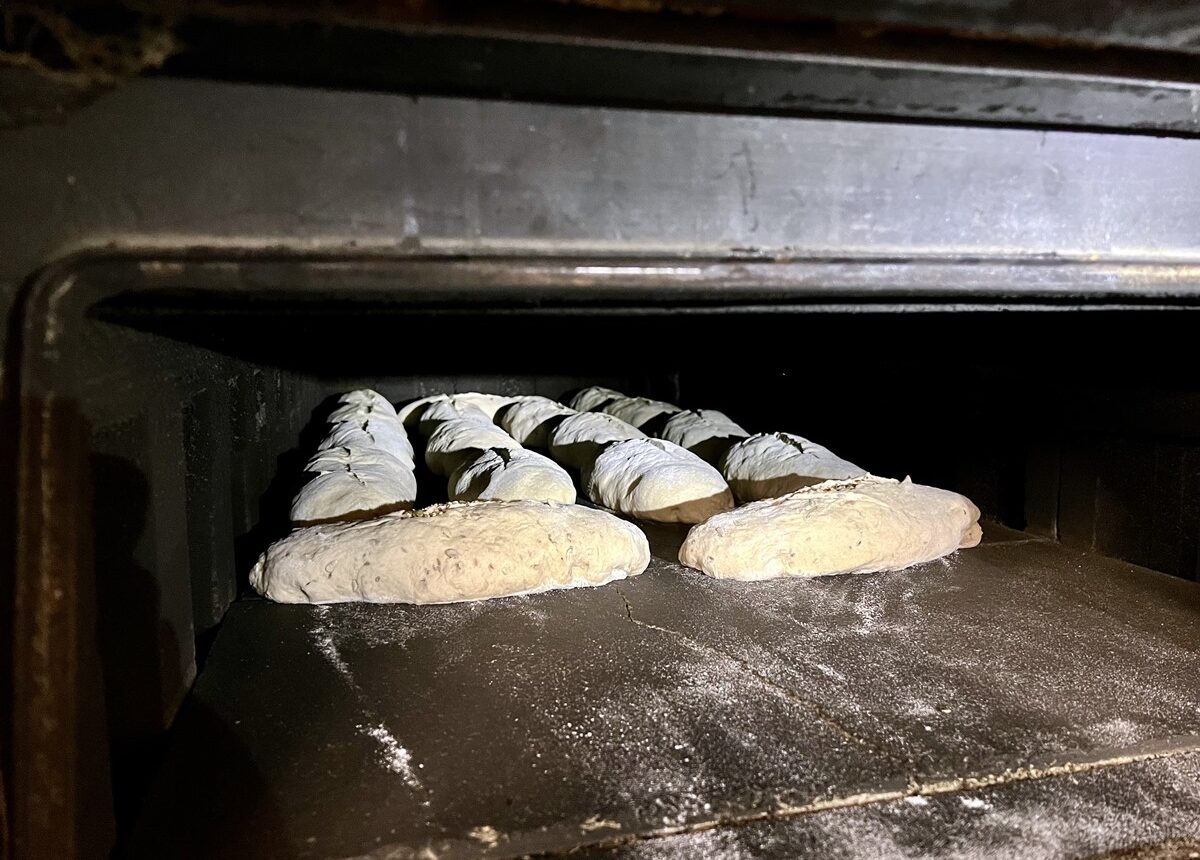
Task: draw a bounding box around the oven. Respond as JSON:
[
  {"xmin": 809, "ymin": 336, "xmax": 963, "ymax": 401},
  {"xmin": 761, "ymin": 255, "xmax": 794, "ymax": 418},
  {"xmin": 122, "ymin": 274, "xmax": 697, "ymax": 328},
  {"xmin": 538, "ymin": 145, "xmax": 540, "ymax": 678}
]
[{"xmin": 4, "ymin": 4, "xmax": 1200, "ymax": 858}]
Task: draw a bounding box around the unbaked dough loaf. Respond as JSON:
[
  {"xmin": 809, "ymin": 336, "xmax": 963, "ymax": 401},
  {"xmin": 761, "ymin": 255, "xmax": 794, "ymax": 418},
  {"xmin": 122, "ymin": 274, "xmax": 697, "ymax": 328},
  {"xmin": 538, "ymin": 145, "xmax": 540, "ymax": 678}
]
[
  {"xmin": 679, "ymin": 475, "xmax": 981, "ymax": 580},
  {"xmin": 587, "ymin": 438, "xmax": 735, "ymax": 523},
  {"xmin": 306, "ymin": 445, "xmax": 413, "ymax": 477},
  {"xmin": 318, "ymin": 419, "xmax": 415, "ymax": 467},
  {"xmin": 548, "ymin": 412, "xmax": 646, "ymax": 470},
  {"xmin": 250, "ymin": 500, "xmax": 651, "ymax": 604},
  {"xmin": 415, "ymin": 400, "xmax": 493, "ymax": 438},
  {"xmin": 569, "ymin": 386, "xmax": 625, "ymax": 413},
  {"xmin": 721, "ymin": 432, "xmax": 865, "ymax": 502},
  {"xmin": 497, "ymin": 397, "xmax": 576, "ymax": 449},
  {"xmin": 424, "ymin": 417, "xmax": 520, "ymax": 476},
  {"xmin": 449, "ymin": 447, "xmax": 576, "ymax": 504},
  {"xmin": 327, "ymin": 400, "xmax": 397, "ymax": 427},
  {"xmin": 397, "ymin": 394, "xmax": 440, "ymax": 429},
  {"xmin": 398, "ymin": 392, "xmax": 517, "ymax": 430},
  {"xmin": 335, "ymin": 389, "xmax": 398, "ymax": 417},
  {"xmin": 660, "ymin": 409, "xmax": 749, "ymax": 465},
  {"xmin": 601, "ymin": 396, "xmax": 681, "ymax": 430},
  {"xmin": 291, "ymin": 449, "xmax": 417, "ymax": 524}
]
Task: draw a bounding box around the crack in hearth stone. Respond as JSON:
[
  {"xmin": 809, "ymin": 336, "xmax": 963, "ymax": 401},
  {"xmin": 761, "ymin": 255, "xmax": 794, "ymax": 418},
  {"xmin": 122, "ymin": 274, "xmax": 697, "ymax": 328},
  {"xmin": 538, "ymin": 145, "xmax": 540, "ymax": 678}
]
[
  {"xmin": 520, "ymin": 738, "xmax": 1200, "ymax": 859},
  {"xmin": 336, "ymin": 740, "xmax": 1200, "ymax": 860}
]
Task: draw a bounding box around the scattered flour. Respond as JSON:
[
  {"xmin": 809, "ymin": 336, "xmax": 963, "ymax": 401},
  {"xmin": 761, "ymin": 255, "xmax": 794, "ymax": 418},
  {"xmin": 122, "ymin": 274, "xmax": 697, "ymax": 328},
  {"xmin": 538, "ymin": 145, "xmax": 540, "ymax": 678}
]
[
  {"xmin": 814, "ymin": 663, "xmax": 847, "ymax": 683},
  {"xmin": 311, "ymin": 606, "xmax": 352, "ymax": 678},
  {"xmin": 283, "ymin": 545, "xmax": 1200, "ymax": 857},
  {"xmin": 959, "ymin": 795, "xmax": 991, "ymax": 811},
  {"xmin": 358, "ymin": 723, "xmax": 420, "ymax": 788},
  {"xmin": 1087, "ymin": 716, "xmax": 1144, "ymax": 749},
  {"xmin": 310, "ymin": 606, "xmax": 423, "ymax": 790}
]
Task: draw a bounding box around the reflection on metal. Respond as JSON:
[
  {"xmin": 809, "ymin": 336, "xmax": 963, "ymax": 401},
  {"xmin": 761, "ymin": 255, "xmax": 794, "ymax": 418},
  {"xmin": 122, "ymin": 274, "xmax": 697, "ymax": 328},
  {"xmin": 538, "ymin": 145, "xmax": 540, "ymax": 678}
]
[{"xmin": 4, "ymin": 79, "xmax": 1200, "ymax": 303}]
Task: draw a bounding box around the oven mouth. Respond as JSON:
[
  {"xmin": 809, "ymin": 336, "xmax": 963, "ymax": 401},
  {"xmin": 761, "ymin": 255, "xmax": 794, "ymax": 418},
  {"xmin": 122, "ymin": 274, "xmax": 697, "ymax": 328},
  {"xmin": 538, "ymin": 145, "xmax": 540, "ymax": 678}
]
[{"xmin": 12, "ymin": 250, "xmax": 1200, "ymax": 858}]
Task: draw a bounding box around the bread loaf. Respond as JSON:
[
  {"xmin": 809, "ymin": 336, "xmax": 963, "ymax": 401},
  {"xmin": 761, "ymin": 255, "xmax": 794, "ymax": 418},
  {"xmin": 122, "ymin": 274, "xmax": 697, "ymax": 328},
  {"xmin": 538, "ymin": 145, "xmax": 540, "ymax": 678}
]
[
  {"xmin": 587, "ymin": 438, "xmax": 734, "ymax": 523},
  {"xmin": 660, "ymin": 409, "xmax": 748, "ymax": 465},
  {"xmin": 679, "ymin": 476, "xmax": 981, "ymax": 580},
  {"xmin": 449, "ymin": 447, "xmax": 576, "ymax": 504},
  {"xmin": 548, "ymin": 412, "xmax": 646, "ymax": 470},
  {"xmin": 720, "ymin": 432, "xmax": 865, "ymax": 502},
  {"xmin": 251, "ymin": 500, "xmax": 651, "ymax": 604},
  {"xmin": 497, "ymin": 396, "xmax": 576, "ymax": 449}
]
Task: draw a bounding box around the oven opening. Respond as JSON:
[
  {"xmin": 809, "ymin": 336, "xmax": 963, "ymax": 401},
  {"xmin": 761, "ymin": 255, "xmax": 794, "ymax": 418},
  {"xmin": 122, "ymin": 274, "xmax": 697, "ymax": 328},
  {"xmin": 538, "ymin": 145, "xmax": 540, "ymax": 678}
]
[{"xmin": 21, "ymin": 258, "xmax": 1200, "ymax": 857}]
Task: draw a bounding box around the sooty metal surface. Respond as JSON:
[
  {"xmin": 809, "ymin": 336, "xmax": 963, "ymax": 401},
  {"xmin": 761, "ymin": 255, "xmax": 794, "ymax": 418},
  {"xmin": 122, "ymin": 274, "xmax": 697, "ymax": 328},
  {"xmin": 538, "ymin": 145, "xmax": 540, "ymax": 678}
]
[{"xmin": 130, "ymin": 526, "xmax": 1200, "ymax": 859}]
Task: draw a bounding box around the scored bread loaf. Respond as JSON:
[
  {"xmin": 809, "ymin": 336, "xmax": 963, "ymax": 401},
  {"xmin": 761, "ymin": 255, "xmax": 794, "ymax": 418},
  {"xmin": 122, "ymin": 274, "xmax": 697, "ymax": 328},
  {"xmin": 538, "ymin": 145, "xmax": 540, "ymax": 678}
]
[
  {"xmin": 306, "ymin": 445, "xmax": 413, "ymax": 476},
  {"xmin": 334, "ymin": 388, "xmax": 397, "ymax": 417},
  {"xmin": 569, "ymin": 386, "xmax": 625, "ymax": 413},
  {"xmin": 327, "ymin": 401, "xmax": 398, "ymax": 427},
  {"xmin": 424, "ymin": 417, "xmax": 520, "ymax": 477},
  {"xmin": 660, "ymin": 409, "xmax": 748, "ymax": 465},
  {"xmin": 601, "ymin": 396, "xmax": 681, "ymax": 431},
  {"xmin": 291, "ymin": 460, "xmax": 418, "ymax": 524},
  {"xmin": 587, "ymin": 438, "xmax": 734, "ymax": 523},
  {"xmin": 720, "ymin": 432, "xmax": 865, "ymax": 502},
  {"xmin": 449, "ymin": 447, "xmax": 576, "ymax": 504},
  {"xmin": 497, "ymin": 396, "xmax": 576, "ymax": 449},
  {"xmin": 547, "ymin": 412, "xmax": 646, "ymax": 470},
  {"xmin": 415, "ymin": 400, "xmax": 494, "ymax": 439},
  {"xmin": 398, "ymin": 392, "xmax": 518, "ymax": 430},
  {"xmin": 293, "ymin": 387, "xmax": 419, "ymax": 530},
  {"xmin": 319, "ymin": 417, "xmax": 414, "ymax": 465}
]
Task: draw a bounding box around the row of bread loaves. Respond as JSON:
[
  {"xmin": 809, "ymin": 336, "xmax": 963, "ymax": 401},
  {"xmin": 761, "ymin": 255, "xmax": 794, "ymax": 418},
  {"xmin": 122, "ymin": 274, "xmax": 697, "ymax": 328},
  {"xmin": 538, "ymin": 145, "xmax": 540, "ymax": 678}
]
[
  {"xmin": 260, "ymin": 390, "xmax": 649, "ymax": 604},
  {"xmin": 604, "ymin": 390, "xmax": 979, "ymax": 579},
  {"xmin": 290, "ymin": 389, "xmax": 418, "ymax": 525},
  {"xmin": 574, "ymin": 384, "xmax": 868, "ymax": 503},
  {"xmin": 259, "ymin": 386, "xmax": 980, "ymax": 607}
]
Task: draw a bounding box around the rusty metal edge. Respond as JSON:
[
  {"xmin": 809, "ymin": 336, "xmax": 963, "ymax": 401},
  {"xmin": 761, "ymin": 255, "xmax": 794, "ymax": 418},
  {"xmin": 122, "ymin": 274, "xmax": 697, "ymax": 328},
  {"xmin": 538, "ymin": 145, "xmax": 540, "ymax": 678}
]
[{"xmin": 9, "ymin": 256, "xmax": 94, "ymax": 860}]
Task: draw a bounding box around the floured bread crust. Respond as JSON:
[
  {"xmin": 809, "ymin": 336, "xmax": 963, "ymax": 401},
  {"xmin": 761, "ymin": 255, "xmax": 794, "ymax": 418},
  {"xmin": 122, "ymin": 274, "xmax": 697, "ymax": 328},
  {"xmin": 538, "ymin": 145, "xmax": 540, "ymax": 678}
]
[
  {"xmin": 720, "ymin": 432, "xmax": 865, "ymax": 502},
  {"xmin": 327, "ymin": 400, "xmax": 398, "ymax": 427},
  {"xmin": 398, "ymin": 392, "xmax": 518, "ymax": 430},
  {"xmin": 415, "ymin": 400, "xmax": 493, "ymax": 438},
  {"xmin": 335, "ymin": 389, "xmax": 398, "ymax": 417},
  {"xmin": 449, "ymin": 447, "xmax": 576, "ymax": 504},
  {"xmin": 250, "ymin": 500, "xmax": 651, "ymax": 604},
  {"xmin": 548, "ymin": 412, "xmax": 646, "ymax": 470},
  {"xmin": 291, "ymin": 468, "xmax": 418, "ymax": 524},
  {"xmin": 292, "ymin": 446, "xmax": 417, "ymax": 524},
  {"xmin": 396, "ymin": 394, "xmax": 439, "ymax": 428},
  {"xmin": 660, "ymin": 409, "xmax": 748, "ymax": 465},
  {"xmin": 679, "ymin": 475, "xmax": 982, "ymax": 580},
  {"xmin": 319, "ymin": 417, "xmax": 414, "ymax": 466},
  {"xmin": 588, "ymin": 438, "xmax": 734, "ymax": 523},
  {"xmin": 424, "ymin": 417, "xmax": 521, "ymax": 476},
  {"xmin": 568, "ymin": 386, "xmax": 625, "ymax": 412},
  {"xmin": 306, "ymin": 445, "xmax": 413, "ymax": 476},
  {"xmin": 601, "ymin": 396, "xmax": 681, "ymax": 430},
  {"xmin": 497, "ymin": 397, "xmax": 576, "ymax": 449}
]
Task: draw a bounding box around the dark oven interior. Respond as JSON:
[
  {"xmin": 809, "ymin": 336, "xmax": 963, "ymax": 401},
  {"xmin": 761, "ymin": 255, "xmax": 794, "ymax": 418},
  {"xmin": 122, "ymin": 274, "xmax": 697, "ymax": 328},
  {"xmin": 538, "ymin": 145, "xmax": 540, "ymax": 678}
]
[{"xmin": 15, "ymin": 257, "xmax": 1200, "ymax": 857}]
